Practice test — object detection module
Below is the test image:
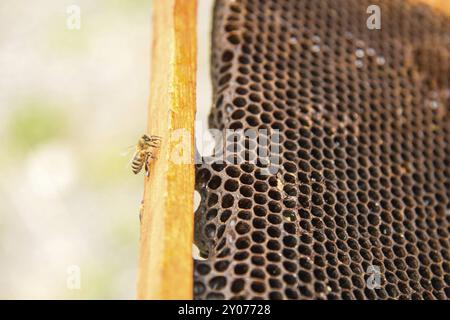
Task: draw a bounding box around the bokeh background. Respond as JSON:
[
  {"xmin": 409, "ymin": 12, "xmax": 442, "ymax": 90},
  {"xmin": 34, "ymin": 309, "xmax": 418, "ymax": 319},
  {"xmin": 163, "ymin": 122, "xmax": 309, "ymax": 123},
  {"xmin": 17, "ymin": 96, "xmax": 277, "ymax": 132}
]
[{"xmin": 0, "ymin": 0, "xmax": 213, "ymax": 299}]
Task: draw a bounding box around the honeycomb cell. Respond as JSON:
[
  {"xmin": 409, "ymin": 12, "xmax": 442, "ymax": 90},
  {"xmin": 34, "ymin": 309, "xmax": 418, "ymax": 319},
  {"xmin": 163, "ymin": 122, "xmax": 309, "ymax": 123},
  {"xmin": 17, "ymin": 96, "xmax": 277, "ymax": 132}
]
[{"xmin": 194, "ymin": 0, "xmax": 450, "ymax": 300}]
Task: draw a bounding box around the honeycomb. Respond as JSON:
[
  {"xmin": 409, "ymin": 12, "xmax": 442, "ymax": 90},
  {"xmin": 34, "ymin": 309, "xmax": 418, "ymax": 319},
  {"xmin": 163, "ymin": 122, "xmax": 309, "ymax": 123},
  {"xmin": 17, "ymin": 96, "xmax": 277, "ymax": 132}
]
[{"xmin": 194, "ymin": 0, "xmax": 450, "ymax": 300}]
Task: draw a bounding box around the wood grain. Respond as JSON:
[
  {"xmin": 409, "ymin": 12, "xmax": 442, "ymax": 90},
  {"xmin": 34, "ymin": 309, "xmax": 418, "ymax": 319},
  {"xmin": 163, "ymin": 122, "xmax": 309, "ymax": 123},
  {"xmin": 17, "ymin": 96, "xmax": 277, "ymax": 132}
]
[
  {"xmin": 137, "ymin": 0, "xmax": 197, "ymax": 300},
  {"xmin": 413, "ymin": 0, "xmax": 450, "ymax": 16}
]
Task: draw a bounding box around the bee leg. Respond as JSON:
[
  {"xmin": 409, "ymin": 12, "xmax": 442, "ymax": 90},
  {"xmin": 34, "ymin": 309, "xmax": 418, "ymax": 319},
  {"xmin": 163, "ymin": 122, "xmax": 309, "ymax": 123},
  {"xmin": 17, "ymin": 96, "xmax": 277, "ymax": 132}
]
[
  {"xmin": 144, "ymin": 135, "xmax": 161, "ymax": 143},
  {"xmin": 149, "ymin": 153, "xmax": 158, "ymax": 160},
  {"xmin": 148, "ymin": 142, "xmax": 160, "ymax": 148},
  {"xmin": 144, "ymin": 155, "xmax": 150, "ymax": 177},
  {"xmin": 152, "ymin": 137, "xmax": 162, "ymax": 145},
  {"xmin": 144, "ymin": 139, "xmax": 161, "ymax": 148}
]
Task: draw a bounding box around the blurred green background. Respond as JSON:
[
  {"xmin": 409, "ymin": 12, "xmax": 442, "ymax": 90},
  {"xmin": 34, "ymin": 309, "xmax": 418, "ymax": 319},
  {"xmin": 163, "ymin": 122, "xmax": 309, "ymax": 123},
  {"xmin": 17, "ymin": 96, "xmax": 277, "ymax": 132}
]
[
  {"xmin": 0, "ymin": 0, "xmax": 214, "ymax": 299},
  {"xmin": 0, "ymin": 0, "xmax": 152, "ymax": 299}
]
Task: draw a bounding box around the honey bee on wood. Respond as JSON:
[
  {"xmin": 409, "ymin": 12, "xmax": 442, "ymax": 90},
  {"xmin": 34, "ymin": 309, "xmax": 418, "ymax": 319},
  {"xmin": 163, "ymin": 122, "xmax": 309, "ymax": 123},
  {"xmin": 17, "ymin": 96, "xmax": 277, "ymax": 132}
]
[{"xmin": 131, "ymin": 134, "xmax": 161, "ymax": 176}]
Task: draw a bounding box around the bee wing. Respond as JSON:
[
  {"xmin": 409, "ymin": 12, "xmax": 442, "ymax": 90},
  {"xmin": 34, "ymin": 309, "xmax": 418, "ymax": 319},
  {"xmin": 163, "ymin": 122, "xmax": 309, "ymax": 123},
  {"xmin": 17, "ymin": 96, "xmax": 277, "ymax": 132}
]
[
  {"xmin": 126, "ymin": 149, "xmax": 140, "ymax": 169},
  {"xmin": 120, "ymin": 145, "xmax": 135, "ymax": 157},
  {"xmin": 119, "ymin": 145, "xmax": 139, "ymax": 170}
]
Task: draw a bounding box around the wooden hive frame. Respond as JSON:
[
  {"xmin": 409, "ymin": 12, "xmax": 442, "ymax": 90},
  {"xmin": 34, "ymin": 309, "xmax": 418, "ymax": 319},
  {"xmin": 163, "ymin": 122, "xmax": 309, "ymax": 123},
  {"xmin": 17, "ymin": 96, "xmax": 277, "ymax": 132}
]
[
  {"xmin": 137, "ymin": 0, "xmax": 197, "ymax": 300},
  {"xmin": 415, "ymin": 0, "xmax": 450, "ymax": 16}
]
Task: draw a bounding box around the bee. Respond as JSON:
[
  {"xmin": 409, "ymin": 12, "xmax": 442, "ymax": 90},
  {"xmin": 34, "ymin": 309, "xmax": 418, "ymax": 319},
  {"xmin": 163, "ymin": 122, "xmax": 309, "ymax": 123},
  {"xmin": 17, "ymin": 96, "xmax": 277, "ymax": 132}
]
[{"xmin": 131, "ymin": 134, "xmax": 161, "ymax": 176}]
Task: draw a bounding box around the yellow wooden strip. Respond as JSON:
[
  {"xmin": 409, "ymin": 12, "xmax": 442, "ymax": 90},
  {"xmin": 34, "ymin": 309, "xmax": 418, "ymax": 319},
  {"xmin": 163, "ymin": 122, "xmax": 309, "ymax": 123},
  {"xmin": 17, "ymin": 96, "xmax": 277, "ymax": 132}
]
[
  {"xmin": 137, "ymin": 0, "xmax": 197, "ymax": 300},
  {"xmin": 411, "ymin": 0, "xmax": 450, "ymax": 16}
]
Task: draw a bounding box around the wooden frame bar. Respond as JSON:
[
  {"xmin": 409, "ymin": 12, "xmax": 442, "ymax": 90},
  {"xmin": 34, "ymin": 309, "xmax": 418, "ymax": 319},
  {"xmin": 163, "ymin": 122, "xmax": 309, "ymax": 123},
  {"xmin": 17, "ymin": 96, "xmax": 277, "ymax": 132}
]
[
  {"xmin": 414, "ymin": 0, "xmax": 450, "ymax": 16},
  {"xmin": 137, "ymin": 0, "xmax": 197, "ymax": 300}
]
